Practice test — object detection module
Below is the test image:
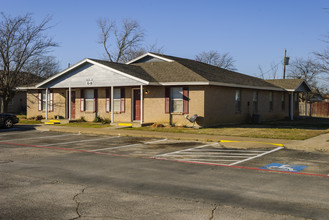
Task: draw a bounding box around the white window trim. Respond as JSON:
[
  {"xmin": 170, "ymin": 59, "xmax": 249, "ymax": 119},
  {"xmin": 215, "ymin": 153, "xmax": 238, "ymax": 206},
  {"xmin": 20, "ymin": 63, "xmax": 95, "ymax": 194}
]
[{"xmin": 171, "ymin": 87, "xmax": 183, "ymax": 113}]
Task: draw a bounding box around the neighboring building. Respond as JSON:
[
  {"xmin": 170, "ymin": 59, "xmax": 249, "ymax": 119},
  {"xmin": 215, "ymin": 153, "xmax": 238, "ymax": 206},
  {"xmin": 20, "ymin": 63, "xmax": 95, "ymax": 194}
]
[
  {"xmin": 0, "ymin": 91, "xmax": 26, "ymax": 114},
  {"xmin": 265, "ymin": 79, "xmax": 312, "ymax": 119},
  {"xmin": 25, "ymin": 53, "xmax": 311, "ymax": 127}
]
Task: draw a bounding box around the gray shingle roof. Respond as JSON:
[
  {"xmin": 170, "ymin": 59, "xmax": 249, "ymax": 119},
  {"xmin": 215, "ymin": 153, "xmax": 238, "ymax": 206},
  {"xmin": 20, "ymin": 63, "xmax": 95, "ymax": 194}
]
[
  {"xmin": 132, "ymin": 53, "xmax": 281, "ymax": 89},
  {"xmin": 265, "ymin": 79, "xmax": 305, "ymax": 90},
  {"xmin": 89, "ymin": 59, "xmax": 157, "ymax": 82}
]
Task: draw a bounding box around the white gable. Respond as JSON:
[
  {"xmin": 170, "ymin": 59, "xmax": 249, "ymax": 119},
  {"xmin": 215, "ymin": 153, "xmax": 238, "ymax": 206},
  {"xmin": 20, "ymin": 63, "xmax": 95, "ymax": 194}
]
[{"xmin": 42, "ymin": 62, "xmax": 145, "ymax": 88}]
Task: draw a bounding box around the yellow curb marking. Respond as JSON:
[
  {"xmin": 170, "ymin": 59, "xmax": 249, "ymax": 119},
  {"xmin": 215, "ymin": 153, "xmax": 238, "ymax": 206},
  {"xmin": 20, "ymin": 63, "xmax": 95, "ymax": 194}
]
[
  {"xmin": 118, "ymin": 123, "xmax": 132, "ymax": 126},
  {"xmin": 219, "ymin": 140, "xmax": 284, "ymax": 147}
]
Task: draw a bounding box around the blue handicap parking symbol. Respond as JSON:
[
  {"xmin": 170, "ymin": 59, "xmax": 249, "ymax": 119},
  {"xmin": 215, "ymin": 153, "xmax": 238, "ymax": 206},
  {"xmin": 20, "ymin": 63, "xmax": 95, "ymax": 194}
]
[{"xmin": 261, "ymin": 163, "xmax": 307, "ymax": 172}]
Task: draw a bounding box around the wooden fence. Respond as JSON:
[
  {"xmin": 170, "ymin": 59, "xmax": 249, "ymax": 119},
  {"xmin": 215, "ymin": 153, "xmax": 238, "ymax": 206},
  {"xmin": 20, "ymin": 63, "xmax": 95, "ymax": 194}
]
[{"xmin": 299, "ymin": 102, "xmax": 329, "ymax": 118}]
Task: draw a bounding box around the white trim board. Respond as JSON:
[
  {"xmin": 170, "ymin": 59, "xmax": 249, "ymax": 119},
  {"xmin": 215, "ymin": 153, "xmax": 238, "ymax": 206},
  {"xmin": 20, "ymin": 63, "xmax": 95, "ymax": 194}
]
[
  {"xmin": 126, "ymin": 52, "xmax": 173, "ymax": 64},
  {"xmin": 36, "ymin": 58, "xmax": 150, "ymax": 88}
]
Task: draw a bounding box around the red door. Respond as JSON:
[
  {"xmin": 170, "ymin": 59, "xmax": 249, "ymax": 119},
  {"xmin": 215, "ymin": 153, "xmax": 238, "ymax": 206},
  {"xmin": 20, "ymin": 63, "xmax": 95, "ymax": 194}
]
[
  {"xmin": 71, "ymin": 91, "xmax": 76, "ymax": 119},
  {"xmin": 134, "ymin": 90, "xmax": 141, "ymax": 121}
]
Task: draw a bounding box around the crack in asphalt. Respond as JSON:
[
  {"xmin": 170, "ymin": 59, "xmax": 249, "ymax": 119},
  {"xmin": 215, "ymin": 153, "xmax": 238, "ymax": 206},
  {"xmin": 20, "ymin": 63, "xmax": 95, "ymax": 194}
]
[
  {"xmin": 209, "ymin": 205, "xmax": 218, "ymax": 220},
  {"xmin": 71, "ymin": 187, "xmax": 88, "ymax": 220}
]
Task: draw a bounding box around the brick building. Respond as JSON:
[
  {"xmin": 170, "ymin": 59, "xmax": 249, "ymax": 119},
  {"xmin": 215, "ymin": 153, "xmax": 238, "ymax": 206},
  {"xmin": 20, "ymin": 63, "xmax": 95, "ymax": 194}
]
[{"xmin": 25, "ymin": 53, "xmax": 311, "ymax": 127}]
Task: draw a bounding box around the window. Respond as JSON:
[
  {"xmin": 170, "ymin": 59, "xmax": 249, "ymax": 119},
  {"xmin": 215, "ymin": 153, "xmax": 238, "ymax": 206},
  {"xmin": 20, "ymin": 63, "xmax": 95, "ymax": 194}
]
[
  {"xmin": 235, "ymin": 90, "xmax": 241, "ymax": 113},
  {"xmin": 281, "ymin": 93, "xmax": 285, "ymax": 111},
  {"xmin": 39, "ymin": 90, "xmax": 53, "ymax": 111},
  {"xmin": 42, "ymin": 90, "xmax": 47, "ymax": 110},
  {"xmin": 113, "ymin": 88, "xmax": 121, "ymax": 112},
  {"xmin": 84, "ymin": 89, "xmax": 94, "ymax": 111},
  {"xmin": 295, "ymin": 93, "xmax": 299, "ymax": 110},
  {"xmin": 253, "ymin": 91, "xmax": 258, "ymax": 113},
  {"xmin": 171, "ymin": 87, "xmax": 183, "ymax": 113},
  {"xmin": 269, "ymin": 92, "xmax": 273, "ymax": 112}
]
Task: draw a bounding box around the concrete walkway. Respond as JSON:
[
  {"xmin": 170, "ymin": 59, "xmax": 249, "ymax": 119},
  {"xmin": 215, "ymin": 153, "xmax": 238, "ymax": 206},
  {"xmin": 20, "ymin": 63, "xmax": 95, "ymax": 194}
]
[{"xmin": 285, "ymin": 132, "xmax": 329, "ymax": 153}]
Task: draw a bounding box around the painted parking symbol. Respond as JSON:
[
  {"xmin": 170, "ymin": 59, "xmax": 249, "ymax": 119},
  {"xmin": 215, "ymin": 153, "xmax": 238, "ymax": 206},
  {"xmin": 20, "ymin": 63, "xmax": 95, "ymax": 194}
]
[{"xmin": 262, "ymin": 163, "xmax": 307, "ymax": 172}]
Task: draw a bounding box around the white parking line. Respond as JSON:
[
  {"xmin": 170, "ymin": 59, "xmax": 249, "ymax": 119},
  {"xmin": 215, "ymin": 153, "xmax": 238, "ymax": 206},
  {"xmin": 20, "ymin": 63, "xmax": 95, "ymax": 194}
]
[
  {"xmin": 0, "ymin": 130, "xmax": 41, "ymax": 136},
  {"xmin": 161, "ymin": 155, "xmax": 253, "ymax": 158},
  {"xmin": 229, "ymin": 146, "xmax": 284, "ymax": 166},
  {"xmin": 155, "ymin": 143, "xmax": 284, "ymax": 166},
  {"xmin": 174, "ymin": 159, "xmax": 238, "ymax": 162},
  {"xmin": 1, "ymin": 133, "xmax": 80, "ymax": 142},
  {"xmin": 167, "ymin": 152, "xmax": 259, "ymax": 156},
  {"xmin": 156, "ymin": 143, "xmax": 219, "ymax": 157},
  {"xmin": 42, "ymin": 136, "xmax": 121, "ymax": 146},
  {"xmin": 187, "ymin": 149, "xmax": 267, "ymax": 153},
  {"xmin": 90, "ymin": 143, "xmax": 140, "ymax": 152},
  {"xmin": 90, "ymin": 138, "xmax": 168, "ymax": 152}
]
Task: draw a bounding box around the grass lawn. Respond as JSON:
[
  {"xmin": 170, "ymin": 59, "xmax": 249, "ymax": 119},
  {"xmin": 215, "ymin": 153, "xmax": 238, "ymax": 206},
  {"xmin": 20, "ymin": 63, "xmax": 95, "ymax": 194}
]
[
  {"xmin": 126, "ymin": 118, "xmax": 329, "ymax": 140},
  {"xmin": 58, "ymin": 122, "xmax": 111, "ymax": 128},
  {"xmin": 17, "ymin": 115, "xmax": 42, "ymax": 125}
]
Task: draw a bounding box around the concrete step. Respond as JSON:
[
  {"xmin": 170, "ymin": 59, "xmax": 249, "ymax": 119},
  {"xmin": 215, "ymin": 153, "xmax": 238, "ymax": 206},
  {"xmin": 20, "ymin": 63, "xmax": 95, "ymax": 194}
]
[
  {"xmin": 112, "ymin": 122, "xmax": 153, "ymax": 128},
  {"xmin": 44, "ymin": 121, "xmax": 60, "ymax": 125}
]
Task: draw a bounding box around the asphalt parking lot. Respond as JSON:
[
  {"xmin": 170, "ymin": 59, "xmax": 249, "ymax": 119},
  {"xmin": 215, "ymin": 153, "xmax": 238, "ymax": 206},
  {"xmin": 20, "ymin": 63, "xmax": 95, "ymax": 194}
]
[
  {"xmin": 1, "ymin": 128, "xmax": 329, "ymax": 219},
  {"xmin": 1, "ymin": 128, "xmax": 328, "ymax": 176}
]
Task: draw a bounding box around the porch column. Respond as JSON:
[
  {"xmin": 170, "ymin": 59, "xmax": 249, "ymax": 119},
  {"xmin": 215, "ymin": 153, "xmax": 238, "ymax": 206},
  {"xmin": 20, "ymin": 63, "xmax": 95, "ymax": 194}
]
[
  {"xmin": 45, "ymin": 88, "xmax": 49, "ymax": 120},
  {"xmin": 140, "ymin": 85, "xmax": 143, "ymax": 125},
  {"xmin": 111, "ymin": 86, "xmax": 114, "ymax": 123},
  {"xmin": 304, "ymin": 92, "xmax": 308, "ymax": 117},
  {"xmin": 69, "ymin": 87, "xmax": 71, "ymax": 120},
  {"xmin": 290, "ymin": 92, "xmax": 294, "ymax": 120}
]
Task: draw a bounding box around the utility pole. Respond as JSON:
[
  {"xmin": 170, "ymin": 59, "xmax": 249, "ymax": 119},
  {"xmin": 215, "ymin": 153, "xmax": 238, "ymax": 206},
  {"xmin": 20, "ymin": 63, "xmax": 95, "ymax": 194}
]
[{"xmin": 282, "ymin": 49, "xmax": 289, "ymax": 79}]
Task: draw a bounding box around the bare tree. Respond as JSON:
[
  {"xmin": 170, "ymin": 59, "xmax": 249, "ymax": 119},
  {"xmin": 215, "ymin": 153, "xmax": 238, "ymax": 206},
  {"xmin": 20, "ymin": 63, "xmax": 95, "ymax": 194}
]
[
  {"xmin": 0, "ymin": 13, "xmax": 58, "ymax": 113},
  {"xmin": 195, "ymin": 50, "xmax": 237, "ymax": 71},
  {"xmin": 97, "ymin": 18, "xmax": 144, "ymax": 63},
  {"xmin": 119, "ymin": 42, "xmax": 165, "ymax": 63},
  {"xmin": 22, "ymin": 56, "xmax": 59, "ymax": 78},
  {"xmin": 287, "ymin": 57, "xmax": 323, "ymax": 90},
  {"xmin": 258, "ymin": 62, "xmax": 280, "ymax": 79},
  {"xmin": 314, "ymin": 47, "xmax": 329, "ymax": 74}
]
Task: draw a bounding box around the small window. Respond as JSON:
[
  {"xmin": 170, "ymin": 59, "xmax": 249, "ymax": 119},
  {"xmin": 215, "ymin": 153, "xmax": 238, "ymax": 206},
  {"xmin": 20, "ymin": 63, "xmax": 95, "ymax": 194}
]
[
  {"xmin": 113, "ymin": 88, "xmax": 121, "ymax": 112},
  {"xmin": 281, "ymin": 93, "xmax": 285, "ymax": 111},
  {"xmin": 269, "ymin": 92, "xmax": 273, "ymax": 112},
  {"xmin": 171, "ymin": 87, "xmax": 183, "ymax": 113},
  {"xmin": 235, "ymin": 90, "xmax": 241, "ymax": 113},
  {"xmin": 85, "ymin": 89, "xmax": 94, "ymax": 111},
  {"xmin": 253, "ymin": 91, "xmax": 258, "ymax": 113}
]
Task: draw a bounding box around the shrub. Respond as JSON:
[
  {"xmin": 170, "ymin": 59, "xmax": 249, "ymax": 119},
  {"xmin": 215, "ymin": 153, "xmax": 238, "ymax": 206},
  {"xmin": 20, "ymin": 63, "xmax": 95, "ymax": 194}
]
[
  {"xmin": 93, "ymin": 116, "xmax": 102, "ymax": 123},
  {"xmin": 101, "ymin": 118, "xmax": 111, "ymax": 124},
  {"xmin": 77, "ymin": 117, "xmax": 86, "ymax": 122},
  {"xmin": 36, "ymin": 115, "xmax": 43, "ymax": 121},
  {"xmin": 151, "ymin": 122, "xmax": 165, "ymax": 128}
]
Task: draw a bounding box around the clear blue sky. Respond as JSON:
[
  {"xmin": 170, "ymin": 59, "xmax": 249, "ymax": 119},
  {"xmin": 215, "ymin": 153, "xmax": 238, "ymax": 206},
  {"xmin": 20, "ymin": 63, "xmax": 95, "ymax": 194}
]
[{"xmin": 1, "ymin": 0, "xmax": 328, "ymax": 78}]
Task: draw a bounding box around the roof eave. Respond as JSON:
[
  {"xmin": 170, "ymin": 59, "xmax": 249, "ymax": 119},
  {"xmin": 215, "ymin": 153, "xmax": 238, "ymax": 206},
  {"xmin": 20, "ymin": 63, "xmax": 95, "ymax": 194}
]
[
  {"xmin": 36, "ymin": 58, "xmax": 90, "ymax": 88},
  {"xmin": 209, "ymin": 82, "xmax": 284, "ymax": 91}
]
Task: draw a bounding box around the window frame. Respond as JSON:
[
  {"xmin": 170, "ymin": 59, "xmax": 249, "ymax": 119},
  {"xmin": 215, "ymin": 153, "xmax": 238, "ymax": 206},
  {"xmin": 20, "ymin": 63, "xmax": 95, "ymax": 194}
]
[
  {"xmin": 253, "ymin": 90, "xmax": 258, "ymax": 114},
  {"xmin": 235, "ymin": 89, "xmax": 241, "ymax": 113},
  {"xmin": 113, "ymin": 88, "xmax": 121, "ymax": 112},
  {"xmin": 84, "ymin": 89, "xmax": 94, "ymax": 112},
  {"xmin": 170, "ymin": 87, "xmax": 184, "ymax": 113},
  {"xmin": 281, "ymin": 93, "xmax": 285, "ymax": 111},
  {"xmin": 269, "ymin": 91, "xmax": 273, "ymax": 112}
]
